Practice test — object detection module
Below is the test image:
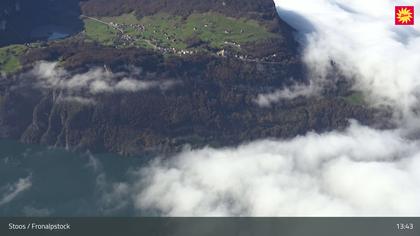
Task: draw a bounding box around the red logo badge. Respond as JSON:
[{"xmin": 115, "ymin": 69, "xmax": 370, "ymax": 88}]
[{"xmin": 395, "ymin": 6, "xmax": 414, "ymax": 25}]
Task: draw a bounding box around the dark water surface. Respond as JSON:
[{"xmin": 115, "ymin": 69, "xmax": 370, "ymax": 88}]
[
  {"xmin": 0, "ymin": 139, "xmax": 150, "ymax": 216},
  {"xmin": 0, "ymin": 0, "xmax": 83, "ymax": 46}
]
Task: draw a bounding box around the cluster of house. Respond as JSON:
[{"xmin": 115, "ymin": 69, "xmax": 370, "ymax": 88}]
[
  {"xmin": 108, "ymin": 22, "xmax": 145, "ymax": 46},
  {"xmin": 217, "ymin": 48, "xmax": 280, "ymax": 64},
  {"xmin": 217, "ymin": 49, "xmax": 249, "ymax": 60},
  {"xmin": 224, "ymin": 41, "xmax": 241, "ymax": 48},
  {"xmin": 109, "ymin": 22, "xmax": 145, "ymax": 32},
  {"xmin": 107, "ymin": 21, "xmax": 197, "ymax": 55},
  {"xmin": 118, "ymin": 34, "xmax": 135, "ymax": 46},
  {"xmin": 105, "ymin": 21, "xmax": 277, "ymax": 63},
  {"xmin": 158, "ymin": 46, "xmax": 195, "ymax": 56}
]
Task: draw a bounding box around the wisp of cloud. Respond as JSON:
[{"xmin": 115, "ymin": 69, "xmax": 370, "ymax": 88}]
[
  {"xmin": 0, "ymin": 176, "xmax": 32, "ymax": 207},
  {"xmin": 30, "ymin": 61, "xmax": 177, "ymax": 104}
]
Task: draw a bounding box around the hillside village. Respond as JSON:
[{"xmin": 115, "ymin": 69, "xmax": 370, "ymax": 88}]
[
  {"xmin": 0, "ymin": 5, "xmax": 284, "ymax": 75},
  {"xmin": 82, "ymin": 13, "xmax": 281, "ymax": 63}
]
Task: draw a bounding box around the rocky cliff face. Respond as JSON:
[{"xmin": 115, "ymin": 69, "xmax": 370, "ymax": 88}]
[{"xmin": 0, "ymin": 0, "xmax": 389, "ymax": 155}]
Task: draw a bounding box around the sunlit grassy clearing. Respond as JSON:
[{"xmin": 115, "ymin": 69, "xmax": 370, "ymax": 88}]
[{"xmin": 0, "ymin": 44, "xmax": 27, "ymax": 75}]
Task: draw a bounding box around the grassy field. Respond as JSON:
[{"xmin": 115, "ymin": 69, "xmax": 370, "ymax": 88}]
[
  {"xmin": 0, "ymin": 44, "xmax": 27, "ymax": 75},
  {"xmin": 185, "ymin": 13, "xmax": 275, "ymax": 47},
  {"xmin": 84, "ymin": 19, "xmax": 119, "ymax": 45},
  {"xmin": 86, "ymin": 12, "xmax": 277, "ymax": 51},
  {"xmin": 343, "ymin": 91, "xmax": 366, "ymax": 106}
]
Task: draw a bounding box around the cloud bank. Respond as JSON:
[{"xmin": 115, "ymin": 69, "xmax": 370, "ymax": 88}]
[
  {"xmin": 275, "ymin": 0, "xmax": 420, "ymax": 119},
  {"xmin": 118, "ymin": 122, "xmax": 418, "ymax": 216}
]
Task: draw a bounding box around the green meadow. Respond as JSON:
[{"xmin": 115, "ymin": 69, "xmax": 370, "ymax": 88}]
[
  {"xmin": 84, "ymin": 12, "xmax": 277, "ymax": 50},
  {"xmin": 84, "ymin": 19, "xmax": 119, "ymax": 45},
  {"xmin": 0, "ymin": 44, "xmax": 27, "ymax": 75},
  {"xmin": 343, "ymin": 91, "xmax": 366, "ymax": 106}
]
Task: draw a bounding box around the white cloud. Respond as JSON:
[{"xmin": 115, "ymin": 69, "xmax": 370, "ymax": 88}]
[
  {"xmin": 127, "ymin": 122, "xmax": 420, "ymax": 216},
  {"xmin": 115, "ymin": 79, "xmax": 177, "ymax": 92},
  {"xmin": 31, "ymin": 61, "xmax": 177, "ymax": 96},
  {"xmin": 0, "ymin": 176, "xmax": 32, "ymax": 206},
  {"xmin": 274, "ymin": 0, "xmax": 420, "ymax": 119},
  {"xmin": 255, "ymin": 82, "xmax": 318, "ymax": 107}
]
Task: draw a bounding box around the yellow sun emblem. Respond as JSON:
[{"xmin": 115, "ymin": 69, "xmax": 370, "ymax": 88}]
[{"xmin": 396, "ymin": 8, "xmax": 413, "ymax": 24}]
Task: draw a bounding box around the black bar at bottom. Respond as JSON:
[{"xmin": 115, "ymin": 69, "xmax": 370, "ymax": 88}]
[{"xmin": 0, "ymin": 218, "xmax": 418, "ymax": 236}]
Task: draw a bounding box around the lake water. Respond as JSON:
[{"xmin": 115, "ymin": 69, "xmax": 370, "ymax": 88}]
[
  {"xmin": 48, "ymin": 32, "xmax": 70, "ymax": 40},
  {"xmin": 0, "ymin": 139, "xmax": 150, "ymax": 216},
  {"xmin": 31, "ymin": 25, "xmax": 72, "ymax": 41}
]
